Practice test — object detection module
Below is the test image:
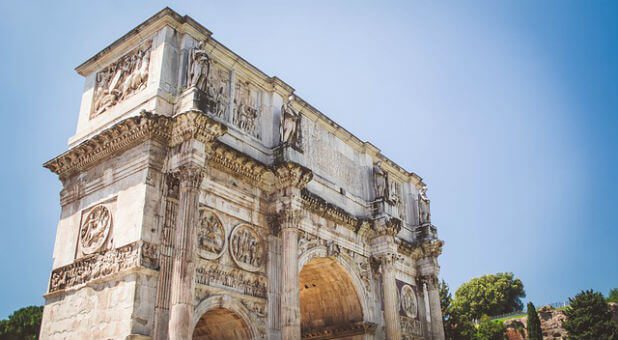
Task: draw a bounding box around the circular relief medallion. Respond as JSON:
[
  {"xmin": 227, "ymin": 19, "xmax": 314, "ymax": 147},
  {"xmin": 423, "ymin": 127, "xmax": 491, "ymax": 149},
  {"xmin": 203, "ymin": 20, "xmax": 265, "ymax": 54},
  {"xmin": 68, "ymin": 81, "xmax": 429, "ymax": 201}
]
[
  {"xmin": 400, "ymin": 284, "xmax": 418, "ymax": 318},
  {"xmin": 80, "ymin": 205, "xmax": 112, "ymax": 254},
  {"xmin": 229, "ymin": 224, "xmax": 264, "ymax": 272},
  {"xmin": 197, "ymin": 210, "xmax": 227, "ymax": 260}
]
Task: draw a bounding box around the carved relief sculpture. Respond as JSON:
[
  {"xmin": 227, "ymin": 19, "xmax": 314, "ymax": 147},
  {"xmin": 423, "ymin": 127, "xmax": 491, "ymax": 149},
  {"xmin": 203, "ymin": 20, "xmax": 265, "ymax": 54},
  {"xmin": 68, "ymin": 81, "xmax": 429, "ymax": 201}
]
[
  {"xmin": 389, "ymin": 179, "xmax": 402, "ymax": 205},
  {"xmin": 229, "ymin": 224, "xmax": 264, "ymax": 272},
  {"xmin": 233, "ymin": 80, "xmax": 260, "ymax": 137},
  {"xmin": 196, "ymin": 210, "xmax": 226, "ymax": 260},
  {"xmin": 400, "ymin": 316, "xmax": 423, "ymax": 338},
  {"xmin": 195, "ymin": 262, "xmax": 267, "ymax": 298},
  {"xmin": 50, "ymin": 241, "xmax": 158, "ymax": 293},
  {"xmin": 80, "ymin": 205, "xmax": 112, "ymax": 254},
  {"xmin": 418, "ymin": 185, "xmax": 431, "ymax": 225},
  {"xmin": 280, "ymin": 95, "xmax": 300, "ymax": 145},
  {"xmin": 92, "ymin": 40, "xmax": 152, "ymax": 117},
  {"xmin": 400, "ymin": 284, "xmax": 418, "ymax": 319},
  {"xmin": 207, "ymin": 65, "xmax": 230, "ymax": 118}
]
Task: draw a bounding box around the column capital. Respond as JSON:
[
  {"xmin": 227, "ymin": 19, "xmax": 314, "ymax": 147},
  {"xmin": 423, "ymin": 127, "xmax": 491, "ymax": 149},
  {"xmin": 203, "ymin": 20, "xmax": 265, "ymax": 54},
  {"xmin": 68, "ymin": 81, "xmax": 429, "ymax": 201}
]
[
  {"xmin": 372, "ymin": 217, "xmax": 402, "ymax": 237},
  {"xmin": 169, "ymin": 110, "xmax": 227, "ymax": 147},
  {"xmin": 374, "ymin": 252, "xmax": 399, "ymax": 271},
  {"xmin": 273, "ymin": 162, "xmax": 313, "ymax": 191},
  {"xmin": 411, "ymin": 239, "xmax": 443, "ymax": 261},
  {"xmin": 175, "ymin": 165, "xmax": 205, "ymax": 190},
  {"xmin": 417, "ymin": 274, "xmax": 440, "ymax": 288},
  {"xmin": 270, "ymin": 206, "xmax": 304, "ymax": 235}
]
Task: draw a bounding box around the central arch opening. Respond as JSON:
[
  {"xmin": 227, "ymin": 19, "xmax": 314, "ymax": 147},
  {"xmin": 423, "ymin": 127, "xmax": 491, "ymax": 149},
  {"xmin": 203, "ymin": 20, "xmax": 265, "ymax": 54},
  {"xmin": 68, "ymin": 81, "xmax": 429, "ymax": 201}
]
[
  {"xmin": 192, "ymin": 307, "xmax": 251, "ymax": 340},
  {"xmin": 300, "ymin": 257, "xmax": 367, "ymax": 340}
]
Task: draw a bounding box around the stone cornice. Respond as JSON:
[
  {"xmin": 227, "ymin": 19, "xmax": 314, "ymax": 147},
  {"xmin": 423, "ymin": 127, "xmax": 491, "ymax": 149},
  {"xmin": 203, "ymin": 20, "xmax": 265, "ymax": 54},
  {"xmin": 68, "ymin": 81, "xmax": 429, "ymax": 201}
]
[
  {"xmin": 301, "ymin": 189, "xmax": 360, "ymax": 231},
  {"xmin": 44, "ymin": 111, "xmax": 171, "ymax": 179},
  {"xmin": 208, "ymin": 142, "xmax": 270, "ymax": 187},
  {"xmin": 169, "ymin": 110, "xmax": 226, "ymax": 147}
]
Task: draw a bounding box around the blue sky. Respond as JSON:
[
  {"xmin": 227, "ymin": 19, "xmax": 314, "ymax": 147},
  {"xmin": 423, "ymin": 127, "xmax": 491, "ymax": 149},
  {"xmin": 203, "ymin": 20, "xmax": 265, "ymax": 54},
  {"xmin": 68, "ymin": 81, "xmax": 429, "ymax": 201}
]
[{"xmin": 0, "ymin": 1, "xmax": 616, "ymax": 319}]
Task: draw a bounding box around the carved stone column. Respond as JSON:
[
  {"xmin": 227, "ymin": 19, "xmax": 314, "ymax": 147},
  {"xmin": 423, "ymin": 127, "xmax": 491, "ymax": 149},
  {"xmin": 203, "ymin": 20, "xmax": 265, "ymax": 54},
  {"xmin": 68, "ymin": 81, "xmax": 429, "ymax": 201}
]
[
  {"xmin": 280, "ymin": 213, "xmax": 301, "ymax": 340},
  {"xmin": 166, "ymin": 111, "xmax": 226, "ymax": 340},
  {"xmin": 273, "ymin": 162, "xmax": 312, "ymax": 340},
  {"xmin": 371, "ymin": 218, "xmax": 402, "ymax": 340},
  {"xmin": 380, "ymin": 253, "xmax": 402, "ymax": 340},
  {"xmin": 168, "ymin": 166, "xmax": 204, "ymax": 340},
  {"xmin": 423, "ymin": 275, "xmax": 445, "ymax": 340},
  {"xmin": 414, "ymin": 239, "xmax": 445, "ymax": 340}
]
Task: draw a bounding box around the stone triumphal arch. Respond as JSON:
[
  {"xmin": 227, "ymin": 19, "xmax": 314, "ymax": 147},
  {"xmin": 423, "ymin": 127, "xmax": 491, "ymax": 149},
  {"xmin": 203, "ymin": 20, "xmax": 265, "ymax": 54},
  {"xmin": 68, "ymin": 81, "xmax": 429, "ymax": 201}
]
[{"xmin": 40, "ymin": 8, "xmax": 445, "ymax": 340}]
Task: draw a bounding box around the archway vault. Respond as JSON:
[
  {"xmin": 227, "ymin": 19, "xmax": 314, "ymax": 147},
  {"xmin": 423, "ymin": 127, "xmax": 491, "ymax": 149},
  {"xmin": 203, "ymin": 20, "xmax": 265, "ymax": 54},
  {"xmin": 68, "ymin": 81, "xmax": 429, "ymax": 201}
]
[
  {"xmin": 300, "ymin": 256, "xmax": 376, "ymax": 340},
  {"xmin": 192, "ymin": 295, "xmax": 260, "ymax": 340}
]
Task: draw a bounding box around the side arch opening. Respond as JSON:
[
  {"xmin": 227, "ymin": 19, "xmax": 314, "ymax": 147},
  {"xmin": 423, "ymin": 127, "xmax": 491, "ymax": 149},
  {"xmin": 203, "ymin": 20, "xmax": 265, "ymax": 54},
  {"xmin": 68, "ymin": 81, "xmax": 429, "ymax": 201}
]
[
  {"xmin": 300, "ymin": 256, "xmax": 372, "ymax": 339},
  {"xmin": 192, "ymin": 307, "xmax": 251, "ymax": 340}
]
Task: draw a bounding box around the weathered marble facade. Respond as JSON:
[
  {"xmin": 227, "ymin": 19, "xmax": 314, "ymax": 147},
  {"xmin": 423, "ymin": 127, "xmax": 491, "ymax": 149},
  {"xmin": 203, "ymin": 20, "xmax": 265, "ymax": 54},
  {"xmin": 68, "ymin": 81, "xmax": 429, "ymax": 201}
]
[{"xmin": 41, "ymin": 8, "xmax": 445, "ymax": 340}]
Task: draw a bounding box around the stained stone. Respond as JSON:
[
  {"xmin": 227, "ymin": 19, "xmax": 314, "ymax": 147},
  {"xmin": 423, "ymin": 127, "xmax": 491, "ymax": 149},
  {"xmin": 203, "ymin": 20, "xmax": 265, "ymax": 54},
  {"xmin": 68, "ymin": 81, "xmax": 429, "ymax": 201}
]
[{"xmin": 40, "ymin": 8, "xmax": 445, "ymax": 340}]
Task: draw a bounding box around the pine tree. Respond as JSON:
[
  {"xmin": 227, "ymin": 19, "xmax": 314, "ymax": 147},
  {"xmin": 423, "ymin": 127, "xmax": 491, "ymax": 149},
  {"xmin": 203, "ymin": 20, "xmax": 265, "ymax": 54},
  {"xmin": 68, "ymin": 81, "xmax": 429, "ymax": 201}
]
[
  {"xmin": 562, "ymin": 289, "xmax": 618, "ymax": 340},
  {"xmin": 526, "ymin": 302, "xmax": 542, "ymax": 340}
]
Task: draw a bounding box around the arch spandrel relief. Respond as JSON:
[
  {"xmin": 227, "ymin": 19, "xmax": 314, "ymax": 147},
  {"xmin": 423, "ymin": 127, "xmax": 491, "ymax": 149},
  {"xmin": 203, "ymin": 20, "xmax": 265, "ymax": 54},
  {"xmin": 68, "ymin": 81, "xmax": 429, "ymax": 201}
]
[
  {"xmin": 229, "ymin": 224, "xmax": 265, "ymax": 273},
  {"xmin": 196, "ymin": 209, "xmax": 227, "ymax": 261}
]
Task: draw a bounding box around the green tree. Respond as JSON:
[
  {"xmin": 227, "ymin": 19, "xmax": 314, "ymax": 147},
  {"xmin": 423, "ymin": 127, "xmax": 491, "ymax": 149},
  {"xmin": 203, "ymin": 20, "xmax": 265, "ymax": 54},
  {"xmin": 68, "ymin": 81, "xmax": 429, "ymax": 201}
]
[
  {"xmin": 608, "ymin": 288, "xmax": 618, "ymax": 303},
  {"xmin": 440, "ymin": 280, "xmax": 476, "ymax": 340},
  {"xmin": 452, "ymin": 272, "xmax": 525, "ymax": 320},
  {"xmin": 475, "ymin": 317, "xmax": 507, "ymax": 340},
  {"xmin": 562, "ymin": 289, "xmax": 618, "ymax": 340},
  {"xmin": 526, "ymin": 302, "xmax": 542, "ymax": 340},
  {"xmin": 0, "ymin": 305, "xmax": 43, "ymax": 340}
]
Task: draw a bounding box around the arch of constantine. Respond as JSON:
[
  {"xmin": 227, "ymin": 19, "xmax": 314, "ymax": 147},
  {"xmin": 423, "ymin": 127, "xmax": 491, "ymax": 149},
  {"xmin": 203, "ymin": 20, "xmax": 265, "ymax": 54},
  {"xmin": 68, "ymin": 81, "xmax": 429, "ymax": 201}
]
[{"xmin": 40, "ymin": 8, "xmax": 445, "ymax": 340}]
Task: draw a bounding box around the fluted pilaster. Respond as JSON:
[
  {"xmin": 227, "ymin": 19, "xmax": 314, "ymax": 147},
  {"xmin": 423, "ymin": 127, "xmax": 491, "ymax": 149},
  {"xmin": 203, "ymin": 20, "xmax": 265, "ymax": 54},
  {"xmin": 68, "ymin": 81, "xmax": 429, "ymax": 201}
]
[
  {"xmin": 380, "ymin": 254, "xmax": 401, "ymax": 340},
  {"xmin": 168, "ymin": 166, "xmax": 204, "ymax": 340}
]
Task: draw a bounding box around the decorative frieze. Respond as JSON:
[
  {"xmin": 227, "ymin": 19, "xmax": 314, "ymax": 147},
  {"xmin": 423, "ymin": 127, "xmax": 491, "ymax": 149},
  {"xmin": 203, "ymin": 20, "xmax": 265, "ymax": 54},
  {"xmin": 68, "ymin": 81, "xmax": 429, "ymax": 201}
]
[
  {"xmin": 48, "ymin": 241, "xmax": 158, "ymax": 293},
  {"xmin": 195, "ymin": 262, "xmax": 267, "ymax": 298},
  {"xmin": 401, "ymin": 316, "xmax": 423, "ymax": 338},
  {"xmin": 92, "ymin": 40, "xmax": 152, "ymax": 117}
]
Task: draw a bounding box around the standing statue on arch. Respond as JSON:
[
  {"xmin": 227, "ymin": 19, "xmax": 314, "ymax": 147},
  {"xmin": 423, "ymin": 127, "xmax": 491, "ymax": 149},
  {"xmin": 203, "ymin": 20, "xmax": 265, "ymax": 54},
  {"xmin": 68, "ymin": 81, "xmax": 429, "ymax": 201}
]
[
  {"xmin": 188, "ymin": 41, "xmax": 210, "ymax": 91},
  {"xmin": 280, "ymin": 94, "xmax": 300, "ymax": 145},
  {"xmin": 419, "ymin": 185, "xmax": 431, "ymax": 225}
]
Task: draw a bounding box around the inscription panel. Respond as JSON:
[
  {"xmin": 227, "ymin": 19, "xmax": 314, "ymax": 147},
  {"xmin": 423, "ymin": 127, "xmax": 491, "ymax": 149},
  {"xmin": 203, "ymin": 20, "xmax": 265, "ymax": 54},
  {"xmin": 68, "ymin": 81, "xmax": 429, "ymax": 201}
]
[{"xmin": 302, "ymin": 118, "xmax": 365, "ymax": 196}]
